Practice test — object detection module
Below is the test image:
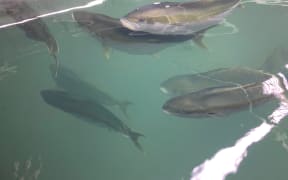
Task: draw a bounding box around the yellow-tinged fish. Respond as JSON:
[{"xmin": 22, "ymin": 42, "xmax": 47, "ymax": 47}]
[
  {"xmin": 73, "ymin": 10, "xmax": 209, "ymax": 56},
  {"xmin": 120, "ymin": 0, "xmax": 240, "ymax": 35}
]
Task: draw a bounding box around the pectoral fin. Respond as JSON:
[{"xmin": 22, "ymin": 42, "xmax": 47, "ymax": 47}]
[
  {"xmin": 100, "ymin": 39, "xmax": 111, "ymax": 60},
  {"xmin": 192, "ymin": 31, "xmax": 207, "ymax": 49},
  {"xmin": 103, "ymin": 46, "xmax": 111, "ymax": 60}
]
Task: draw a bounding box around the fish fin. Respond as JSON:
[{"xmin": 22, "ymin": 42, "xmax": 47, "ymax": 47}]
[
  {"xmin": 52, "ymin": 54, "xmax": 60, "ymax": 78},
  {"xmin": 101, "ymin": 40, "xmax": 111, "ymax": 60},
  {"xmin": 128, "ymin": 129, "xmax": 144, "ymax": 152},
  {"xmin": 118, "ymin": 101, "xmax": 133, "ymax": 119},
  {"xmin": 47, "ymin": 37, "xmax": 59, "ymax": 54},
  {"xmin": 192, "ymin": 31, "xmax": 207, "ymax": 49},
  {"xmin": 104, "ymin": 46, "xmax": 111, "ymax": 60}
]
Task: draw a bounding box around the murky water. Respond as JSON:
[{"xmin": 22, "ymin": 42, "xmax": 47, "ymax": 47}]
[{"xmin": 1, "ymin": 0, "xmax": 288, "ymax": 180}]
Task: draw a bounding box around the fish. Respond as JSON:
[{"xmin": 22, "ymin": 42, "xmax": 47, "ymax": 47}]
[
  {"xmin": 72, "ymin": 10, "xmax": 208, "ymax": 56},
  {"xmin": 160, "ymin": 67, "xmax": 272, "ymax": 96},
  {"xmin": 120, "ymin": 0, "xmax": 240, "ymax": 35},
  {"xmin": 162, "ymin": 82, "xmax": 275, "ymax": 118},
  {"xmin": 2, "ymin": 0, "xmax": 59, "ymax": 75},
  {"xmin": 40, "ymin": 89, "xmax": 144, "ymax": 151},
  {"xmin": 50, "ymin": 64, "xmax": 132, "ymax": 118}
]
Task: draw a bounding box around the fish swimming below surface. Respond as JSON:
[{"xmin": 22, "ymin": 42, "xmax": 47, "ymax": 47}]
[
  {"xmin": 72, "ymin": 10, "xmax": 208, "ymax": 57},
  {"xmin": 160, "ymin": 67, "xmax": 272, "ymax": 96},
  {"xmin": 1, "ymin": 0, "xmax": 59, "ymax": 75},
  {"xmin": 162, "ymin": 82, "xmax": 280, "ymax": 118},
  {"xmin": 120, "ymin": 0, "xmax": 240, "ymax": 35},
  {"xmin": 40, "ymin": 89, "xmax": 144, "ymax": 151},
  {"xmin": 50, "ymin": 64, "xmax": 132, "ymax": 118}
]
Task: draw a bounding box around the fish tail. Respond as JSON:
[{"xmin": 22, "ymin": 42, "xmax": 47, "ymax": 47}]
[
  {"xmin": 119, "ymin": 101, "xmax": 133, "ymax": 118},
  {"xmin": 128, "ymin": 129, "xmax": 144, "ymax": 152}
]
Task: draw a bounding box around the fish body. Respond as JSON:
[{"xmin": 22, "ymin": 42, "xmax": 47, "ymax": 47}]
[
  {"xmin": 73, "ymin": 11, "xmax": 206, "ymax": 55},
  {"xmin": 160, "ymin": 67, "xmax": 272, "ymax": 96},
  {"xmin": 120, "ymin": 0, "xmax": 240, "ymax": 35},
  {"xmin": 50, "ymin": 64, "xmax": 132, "ymax": 117},
  {"xmin": 2, "ymin": 0, "xmax": 59, "ymax": 72},
  {"xmin": 40, "ymin": 89, "xmax": 143, "ymax": 151},
  {"xmin": 162, "ymin": 82, "xmax": 274, "ymax": 118}
]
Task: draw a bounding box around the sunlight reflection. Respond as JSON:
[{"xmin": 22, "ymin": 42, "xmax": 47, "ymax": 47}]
[
  {"xmin": 190, "ymin": 75, "xmax": 288, "ymax": 180},
  {"xmin": 0, "ymin": 0, "xmax": 106, "ymax": 29}
]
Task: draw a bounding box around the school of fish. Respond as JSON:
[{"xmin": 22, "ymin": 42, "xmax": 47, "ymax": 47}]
[{"xmin": 1, "ymin": 0, "xmax": 288, "ymax": 152}]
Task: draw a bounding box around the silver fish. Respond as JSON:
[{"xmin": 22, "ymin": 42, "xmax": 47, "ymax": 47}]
[
  {"xmin": 73, "ymin": 10, "xmax": 208, "ymax": 57},
  {"xmin": 40, "ymin": 89, "xmax": 144, "ymax": 151},
  {"xmin": 160, "ymin": 67, "xmax": 272, "ymax": 96},
  {"xmin": 120, "ymin": 0, "xmax": 240, "ymax": 35},
  {"xmin": 50, "ymin": 64, "xmax": 132, "ymax": 118},
  {"xmin": 162, "ymin": 82, "xmax": 275, "ymax": 118}
]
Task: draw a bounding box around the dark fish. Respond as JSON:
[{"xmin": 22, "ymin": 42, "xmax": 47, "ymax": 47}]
[
  {"xmin": 50, "ymin": 64, "xmax": 132, "ymax": 118},
  {"xmin": 162, "ymin": 82, "xmax": 275, "ymax": 118},
  {"xmin": 40, "ymin": 89, "xmax": 144, "ymax": 151},
  {"xmin": 160, "ymin": 67, "xmax": 272, "ymax": 96},
  {"xmin": 120, "ymin": 0, "xmax": 240, "ymax": 35},
  {"xmin": 72, "ymin": 10, "xmax": 208, "ymax": 57},
  {"xmin": 2, "ymin": 0, "xmax": 59, "ymax": 75}
]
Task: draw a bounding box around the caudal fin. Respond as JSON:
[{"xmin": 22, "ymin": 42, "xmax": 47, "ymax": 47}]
[
  {"xmin": 119, "ymin": 101, "xmax": 133, "ymax": 118},
  {"xmin": 128, "ymin": 129, "xmax": 144, "ymax": 152}
]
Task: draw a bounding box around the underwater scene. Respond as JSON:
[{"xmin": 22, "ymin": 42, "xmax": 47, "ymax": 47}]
[{"xmin": 1, "ymin": 0, "xmax": 288, "ymax": 179}]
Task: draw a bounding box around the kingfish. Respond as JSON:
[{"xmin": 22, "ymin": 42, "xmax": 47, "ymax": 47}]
[
  {"xmin": 73, "ymin": 10, "xmax": 208, "ymax": 57},
  {"xmin": 40, "ymin": 89, "xmax": 144, "ymax": 151},
  {"xmin": 50, "ymin": 64, "xmax": 132, "ymax": 118},
  {"xmin": 160, "ymin": 67, "xmax": 272, "ymax": 96},
  {"xmin": 162, "ymin": 82, "xmax": 276, "ymax": 118},
  {"xmin": 120, "ymin": 0, "xmax": 240, "ymax": 35}
]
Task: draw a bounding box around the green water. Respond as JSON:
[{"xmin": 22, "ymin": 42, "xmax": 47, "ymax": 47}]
[{"xmin": 1, "ymin": 1, "xmax": 288, "ymax": 180}]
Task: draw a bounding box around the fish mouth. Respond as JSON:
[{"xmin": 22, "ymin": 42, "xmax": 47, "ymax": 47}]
[{"xmin": 120, "ymin": 18, "xmax": 138, "ymax": 31}]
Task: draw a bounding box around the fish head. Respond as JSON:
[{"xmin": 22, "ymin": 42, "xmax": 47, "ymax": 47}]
[
  {"xmin": 162, "ymin": 95, "xmax": 221, "ymax": 118},
  {"xmin": 40, "ymin": 89, "xmax": 65, "ymax": 106},
  {"xmin": 120, "ymin": 2, "xmax": 172, "ymax": 33}
]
